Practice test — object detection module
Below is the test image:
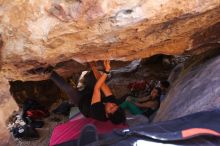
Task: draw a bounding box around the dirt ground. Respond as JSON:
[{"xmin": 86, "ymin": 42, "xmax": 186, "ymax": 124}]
[{"xmin": 8, "ymin": 114, "xmax": 68, "ymax": 146}]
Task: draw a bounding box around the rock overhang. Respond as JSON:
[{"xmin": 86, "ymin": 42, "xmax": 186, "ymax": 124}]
[{"xmin": 0, "ymin": 0, "xmax": 220, "ymax": 81}]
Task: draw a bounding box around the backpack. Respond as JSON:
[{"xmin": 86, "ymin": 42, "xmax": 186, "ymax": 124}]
[{"xmin": 12, "ymin": 125, "xmax": 39, "ymax": 140}]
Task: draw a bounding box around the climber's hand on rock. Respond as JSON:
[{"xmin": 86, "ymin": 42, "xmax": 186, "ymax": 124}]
[{"xmin": 104, "ymin": 60, "xmax": 111, "ymax": 72}]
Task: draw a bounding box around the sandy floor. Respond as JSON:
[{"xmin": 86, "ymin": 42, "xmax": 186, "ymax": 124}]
[
  {"xmin": 8, "ymin": 114, "xmax": 68, "ymax": 146},
  {"xmin": 6, "ymin": 110, "xmax": 149, "ymax": 146}
]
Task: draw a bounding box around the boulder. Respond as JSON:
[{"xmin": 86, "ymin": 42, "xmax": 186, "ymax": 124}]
[
  {"xmin": 0, "ymin": 0, "xmax": 220, "ymax": 80},
  {"xmin": 154, "ymin": 51, "xmax": 220, "ymax": 122}
]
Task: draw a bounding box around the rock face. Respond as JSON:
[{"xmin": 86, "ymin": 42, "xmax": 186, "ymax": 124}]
[
  {"xmin": 0, "ymin": 0, "xmax": 220, "ymax": 80},
  {"xmin": 0, "ymin": 1, "xmax": 220, "ymax": 145},
  {"xmin": 154, "ymin": 53, "xmax": 220, "ymax": 122},
  {"xmin": 0, "ymin": 79, "xmax": 18, "ymax": 145}
]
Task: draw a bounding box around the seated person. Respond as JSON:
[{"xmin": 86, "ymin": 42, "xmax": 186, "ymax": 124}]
[
  {"xmin": 159, "ymin": 80, "xmax": 170, "ymax": 101},
  {"xmin": 120, "ymin": 87, "xmax": 161, "ymax": 117},
  {"xmin": 78, "ymin": 60, "xmax": 126, "ymax": 125}
]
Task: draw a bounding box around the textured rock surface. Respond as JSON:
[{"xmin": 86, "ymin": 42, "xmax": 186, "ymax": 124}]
[
  {"xmin": 0, "ymin": 79, "xmax": 18, "ymax": 145},
  {"xmin": 0, "ymin": 0, "xmax": 220, "ymax": 80},
  {"xmin": 154, "ymin": 53, "xmax": 220, "ymax": 122},
  {"xmin": 0, "ymin": 1, "xmax": 220, "ymax": 144}
]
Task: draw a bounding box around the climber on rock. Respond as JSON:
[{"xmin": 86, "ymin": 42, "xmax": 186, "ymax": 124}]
[
  {"xmin": 51, "ymin": 60, "xmax": 126, "ymax": 125},
  {"xmin": 83, "ymin": 60, "xmax": 126, "ymax": 124}
]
